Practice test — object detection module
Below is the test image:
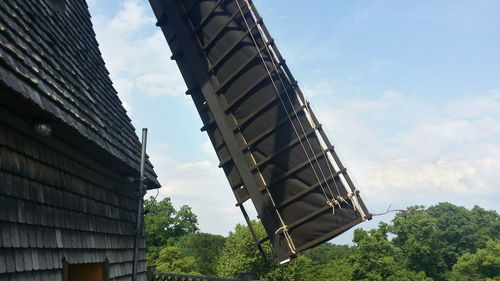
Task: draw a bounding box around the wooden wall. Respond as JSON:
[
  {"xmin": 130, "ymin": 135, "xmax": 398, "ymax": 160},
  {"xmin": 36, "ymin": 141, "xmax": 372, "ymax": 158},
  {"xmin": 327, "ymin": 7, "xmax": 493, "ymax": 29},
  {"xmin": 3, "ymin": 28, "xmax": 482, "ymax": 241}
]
[{"xmin": 0, "ymin": 104, "xmax": 147, "ymax": 280}]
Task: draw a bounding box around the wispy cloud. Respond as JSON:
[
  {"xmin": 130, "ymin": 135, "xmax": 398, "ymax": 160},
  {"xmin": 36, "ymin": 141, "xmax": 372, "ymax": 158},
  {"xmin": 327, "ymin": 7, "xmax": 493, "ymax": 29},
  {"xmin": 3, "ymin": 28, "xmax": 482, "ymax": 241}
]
[
  {"xmin": 146, "ymin": 142, "xmax": 243, "ymax": 235},
  {"xmin": 91, "ymin": 0, "xmax": 186, "ymax": 110},
  {"xmin": 315, "ymin": 88, "xmax": 500, "ymax": 211}
]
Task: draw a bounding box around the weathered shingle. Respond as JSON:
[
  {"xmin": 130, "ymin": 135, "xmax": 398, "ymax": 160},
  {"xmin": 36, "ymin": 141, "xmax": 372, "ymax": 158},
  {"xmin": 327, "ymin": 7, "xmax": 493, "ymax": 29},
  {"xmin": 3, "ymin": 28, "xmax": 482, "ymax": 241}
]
[
  {"xmin": 0, "ymin": 254, "xmax": 6, "ymax": 275},
  {"xmin": 0, "ymin": 1, "xmax": 154, "ymax": 279},
  {"xmin": 0, "ymin": 99, "xmax": 144, "ymax": 279},
  {"xmin": 0, "ymin": 0, "xmax": 159, "ymax": 187}
]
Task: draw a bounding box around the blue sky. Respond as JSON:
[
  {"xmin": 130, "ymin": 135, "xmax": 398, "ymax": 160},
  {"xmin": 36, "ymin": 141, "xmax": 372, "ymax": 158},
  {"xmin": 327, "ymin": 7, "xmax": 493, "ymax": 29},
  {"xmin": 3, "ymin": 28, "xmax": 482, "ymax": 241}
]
[{"xmin": 88, "ymin": 0, "xmax": 500, "ymax": 244}]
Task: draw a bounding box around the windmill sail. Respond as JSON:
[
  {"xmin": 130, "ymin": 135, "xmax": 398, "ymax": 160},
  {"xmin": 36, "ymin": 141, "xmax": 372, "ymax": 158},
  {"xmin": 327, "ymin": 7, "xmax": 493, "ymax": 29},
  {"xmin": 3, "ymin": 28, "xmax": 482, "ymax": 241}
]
[{"xmin": 148, "ymin": 0, "xmax": 371, "ymax": 262}]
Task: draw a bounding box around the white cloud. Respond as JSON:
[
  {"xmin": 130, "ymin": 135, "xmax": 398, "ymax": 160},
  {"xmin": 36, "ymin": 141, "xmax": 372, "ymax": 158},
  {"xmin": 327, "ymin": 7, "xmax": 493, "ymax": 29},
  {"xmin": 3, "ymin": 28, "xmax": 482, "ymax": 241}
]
[
  {"xmin": 201, "ymin": 138, "xmax": 218, "ymax": 159},
  {"xmin": 91, "ymin": 0, "xmax": 186, "ymax": 104},
  {"xmin": 448, "ymin": 90, "xmax": 500, "ymax": 118},
  {"xmin": 315, "ymin": 89, "xmax": 500, "ymax": 212},
  {"xmin": 146, "ymin": 142, "xmax": 244, "ymax": 236},
  {"xmin": 302, "ymin": 81, "xmax": 334, "ymax": 98}
]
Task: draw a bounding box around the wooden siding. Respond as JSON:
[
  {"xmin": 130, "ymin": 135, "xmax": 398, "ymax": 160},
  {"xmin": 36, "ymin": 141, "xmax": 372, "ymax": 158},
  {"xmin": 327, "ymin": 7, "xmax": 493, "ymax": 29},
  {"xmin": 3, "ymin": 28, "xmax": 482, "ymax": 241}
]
[{"xmin": 0, "ymin": 104, "xmax": 147, "ymax": 281}]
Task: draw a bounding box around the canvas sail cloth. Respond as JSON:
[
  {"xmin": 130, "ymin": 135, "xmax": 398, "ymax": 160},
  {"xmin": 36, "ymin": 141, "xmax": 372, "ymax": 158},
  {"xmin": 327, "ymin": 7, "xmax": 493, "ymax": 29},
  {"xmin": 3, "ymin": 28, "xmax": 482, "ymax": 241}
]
[{"xmin": 149, "ymin": 0, "xmax": 371, "ymax": 262}]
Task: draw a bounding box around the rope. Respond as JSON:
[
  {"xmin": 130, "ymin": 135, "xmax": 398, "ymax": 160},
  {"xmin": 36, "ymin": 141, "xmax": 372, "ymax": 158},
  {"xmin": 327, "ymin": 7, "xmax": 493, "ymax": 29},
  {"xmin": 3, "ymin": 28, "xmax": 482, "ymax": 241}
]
[
  {"xmin": 371, "ymin": 204, "xmax": 427, "ymax": 217},
  {"xmin": 254, "ymin": 0, "xmax": 365, "ymax": 219},
  {"xmin": 275, "ymin": 225, "xmax": 297, "ymax": 254},
  {"xmin": 326, "ymin": 199, "xmax": 340, "ymax": 215},
  {"xmin": 233, "ymin": 1, "xmax": 331, "ymax": 202},
  {"xmin": 235, "ymin": 0, "xmax": 331, "ymax": 203},
  {"xmin": 242, "ymin": 0, "xmax": 340, "ymax": 202},
  {"xmin": 240, "ymin": 0, "xmax": 368, "ymax": 220},
  {"xmin": 233, "ymin": 0, "xmax": 336, "ymax": 254}
]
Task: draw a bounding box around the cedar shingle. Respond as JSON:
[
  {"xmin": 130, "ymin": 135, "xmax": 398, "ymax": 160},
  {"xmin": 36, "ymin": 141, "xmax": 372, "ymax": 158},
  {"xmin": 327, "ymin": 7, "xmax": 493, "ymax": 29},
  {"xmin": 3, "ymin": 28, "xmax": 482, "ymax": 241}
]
[
  {"xmin": 35, "ymin": 226, "xmax": 43, "ymax": 248},
  {"xmin": 10, "ymin": 224, "xmax": 20, "ymax": 247},
  {"xmin": 5, "ymin": 249, "xmax": 15, "ymax": 273},
  {"xmin": 1, "ymin": 221, "xmax": 11, "ymax": 247},
  {"xmin": 55, "ymin": 229, "xmax": 62, "ymax": 248},
  {"xmin": 16, "ymin": 201, "xmax": 25, "ymax": 223},
  {"xmin": 18, "ymin": 224, "xmax": 29, "ymax": 248},
  {"xmin": 17, "ymin": 272, "xmax": 27, "ymax": 281},
  {"xmin": 38, "ymin": 250, "xmax": 46, "ymax": 270},
  {"xmin": 31, "ymin": 251, "xmax": 40, "ymax": 271},
  {"xmin": 0, "ymin": 251, "xmax": 6, "ymax": 273},
  {"xmin": 27, "ymin": 227, "xmax": 37, "ymax": 248},
  {"xmin": 22, "ymin": 249, "xmax": 32, "ymax": 272},
  {"xmin": 14, "ymin": 249, "xmax": 24, "ymax": 272},
  {"xmin": 0, "ymin": 0, "xmax": 159, "ymax": 185}
]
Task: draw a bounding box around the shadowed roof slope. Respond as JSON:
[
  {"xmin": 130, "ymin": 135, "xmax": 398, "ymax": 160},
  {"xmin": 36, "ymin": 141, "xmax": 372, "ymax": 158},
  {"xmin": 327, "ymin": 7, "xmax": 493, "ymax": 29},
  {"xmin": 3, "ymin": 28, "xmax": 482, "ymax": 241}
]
[{"xmin": 0, "ymin": 0, "xmax": 159, "ymax": 186}]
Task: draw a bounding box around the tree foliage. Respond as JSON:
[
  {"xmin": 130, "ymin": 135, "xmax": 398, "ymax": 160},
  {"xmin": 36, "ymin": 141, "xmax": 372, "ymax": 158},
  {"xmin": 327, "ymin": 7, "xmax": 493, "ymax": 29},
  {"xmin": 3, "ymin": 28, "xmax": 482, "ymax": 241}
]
[
  {"xmin": 263, "ymin": 255, "xmax": 314, "ymax": 281},
  {"xmin": 450, "ymin": 240, "xmax": 500, "ymax": 281},
  {"xmin": 155, "ymin": 245, "xmax": 199, "ymax": 274},
  {"xmin": 215, "ymin": 222, "xmax": 272, "ymax": 278},
  {"xmin": 391, "ymin": 207, "xmax": 447, "ymax": 280},
  {"xmin": 311, "ymin": 257, "xmax": 354, "ymax": 281},
  {"xmin": 390, "ymin": 203, "xmax": 499, "ymax": 280},
  {"xmin": 177, "ymin": 232, "xmax": 226, "ymax": 275},
  {"xmin": 144, "ymin": 197, "xmax": 198, "ymax": 263},
  {"xmin": 214, "ymin": 221, "xmax": 318, "ymax": 281},
  {"xmin": 426, "ymin": 203, "xmax": 499, "ymax": 269},
  {"xmin": 351, "ymin": 225, "xmax": 432, "ymax": 281},
  {"xmin": 143, "ymin": 200, "xmax": 498, "ymax": 281},
  {"xmin": 302, "ymin": 242, "xmax": 352, "ymax": 264}
]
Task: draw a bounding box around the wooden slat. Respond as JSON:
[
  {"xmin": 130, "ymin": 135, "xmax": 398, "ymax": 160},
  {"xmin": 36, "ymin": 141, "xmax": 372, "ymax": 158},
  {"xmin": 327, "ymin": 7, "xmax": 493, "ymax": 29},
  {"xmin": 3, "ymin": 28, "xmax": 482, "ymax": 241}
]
[
  {"xmin": 208, "ymin": 16, "xmax": 262, "ymax": 72},
  {"xmin": 259, "ymin": 146, "xmax": 335, "ymax": 192},
  {"xmin": 239, "ymin": 104, "xmax": 307, "ymax": 149},
  {"xmin": 277, "ymin": 168, "xmax": 347, "ymax": 208},
  {"xmin": 249, "ymin": 124, "xmax": 321, "ymax": 172},
  {"xmin": 201, "ymin": 8, "xmax": 241, "ymax": 49}
]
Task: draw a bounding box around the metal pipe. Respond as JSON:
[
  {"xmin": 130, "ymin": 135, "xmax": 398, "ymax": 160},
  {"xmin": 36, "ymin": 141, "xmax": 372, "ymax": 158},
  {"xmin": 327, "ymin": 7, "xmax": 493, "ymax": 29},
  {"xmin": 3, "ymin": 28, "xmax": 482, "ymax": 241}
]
[
  {"xmin": 239, "ymin": 205, "xmax": 269, "ymax": 265},
  {"xmin": 132, "ymin": 128, "xmax": 148, "ymax": 281}
]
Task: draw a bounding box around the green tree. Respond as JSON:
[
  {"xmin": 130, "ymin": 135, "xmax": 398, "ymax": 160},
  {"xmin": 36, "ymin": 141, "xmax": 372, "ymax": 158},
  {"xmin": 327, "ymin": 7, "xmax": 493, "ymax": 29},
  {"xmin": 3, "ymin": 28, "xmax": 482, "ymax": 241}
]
[
  {"xmin": 215, "ymin": 222, "xmax": 272, "ymax": 278},
  {"xmin": 176, "ymin": 232, "xmax": 226, "ymax": 275},
  {"xmin": 263, "ymin": 255, "xmax": 315, "ymax": 281},
  {"xmin": 156, "ymin": 245, "xmax": 199, "ymax": 274},
  {"xmin": 144, "ymin": 197, "xmax": 198, "ymax": 263},
  {"xmin": 214, "ymin": 221, "xmax": 317, "ymax": 281},
  {"xmin": 312, "ymin": 258, "xmax": 354, "ymax": 281},
  {"xmin": 300, "ymin": 243, "xmax": 354, "ymax": 281},
  {"xmin": 302, "ymin": 243, "xmax": 352, "ymax": 265},
  {"xmin": 426, "ymin": 203, "xmax": 499, "ymax": 269},
  {"xmin": 450, "ymin": 240, "xmax": 500, "ymax": 281},
  {"xmin": 142, "ymin": 200, "xmax": 498, "ymax": 279},
  {"xmin": 175, "ymin": 205, "xmax": 199, "ymax": 235},
  {"xmin": 391, "ymin": 207, "xmax": 447, "ymax": 280},
  {"xmin": 470, "ymin": 206, "xmax": 500, "ymax": 248},
  {"xmin": 350, "ymin": 225, "xmax": 432, "ymax": 281}
]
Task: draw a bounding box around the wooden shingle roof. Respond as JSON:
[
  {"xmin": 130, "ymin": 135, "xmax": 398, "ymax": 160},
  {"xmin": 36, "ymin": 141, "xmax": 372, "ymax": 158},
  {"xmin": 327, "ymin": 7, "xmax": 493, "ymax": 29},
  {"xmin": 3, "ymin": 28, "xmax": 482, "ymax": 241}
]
[{"xmin": 0, "ymin": 0, "xmax": 159, "ymax": 187}]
